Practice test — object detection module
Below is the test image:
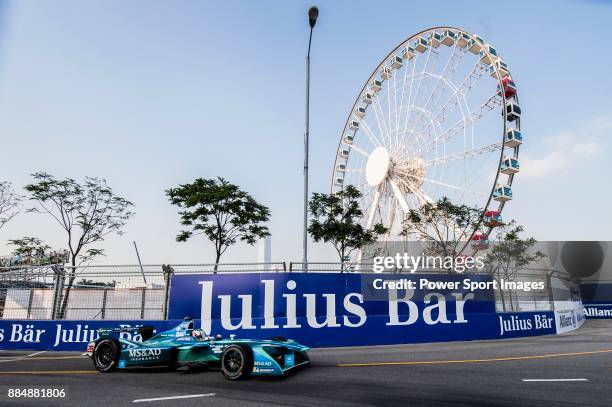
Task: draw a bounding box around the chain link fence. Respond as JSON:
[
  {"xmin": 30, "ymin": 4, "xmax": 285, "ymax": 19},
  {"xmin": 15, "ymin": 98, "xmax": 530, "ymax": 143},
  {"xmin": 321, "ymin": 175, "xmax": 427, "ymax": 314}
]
[{"xmin": 0, "ymin": 262, "xmax": 577, "ymax": 320}]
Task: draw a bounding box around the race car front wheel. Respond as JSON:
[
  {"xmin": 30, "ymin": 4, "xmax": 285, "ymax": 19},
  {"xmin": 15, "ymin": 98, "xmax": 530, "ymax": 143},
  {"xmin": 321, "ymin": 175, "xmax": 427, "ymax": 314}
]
[
  {"xmin": 221, "ymin": 344, "xmax": 252, "ymax": 380},
  {"xmin": 93, "ymin": 339, "xmax": 119, "ymax": 372}
]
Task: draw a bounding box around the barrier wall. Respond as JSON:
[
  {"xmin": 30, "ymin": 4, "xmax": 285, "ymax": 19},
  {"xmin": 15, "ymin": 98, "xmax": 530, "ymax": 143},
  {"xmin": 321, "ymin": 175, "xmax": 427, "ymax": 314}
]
[
  {"xmin": 581, "ymin": 282, "xmax": 612, "ymax": 319},
  {"xmin": 0, "ymin": 273, "xmax": 581, "ymax": 351}
]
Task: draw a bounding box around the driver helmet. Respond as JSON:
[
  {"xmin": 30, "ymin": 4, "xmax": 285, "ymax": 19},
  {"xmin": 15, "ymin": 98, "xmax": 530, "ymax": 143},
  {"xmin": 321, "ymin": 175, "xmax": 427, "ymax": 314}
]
[{"xmin": 191, "ymin": 329, "xmax": 205, "ymax": 340}]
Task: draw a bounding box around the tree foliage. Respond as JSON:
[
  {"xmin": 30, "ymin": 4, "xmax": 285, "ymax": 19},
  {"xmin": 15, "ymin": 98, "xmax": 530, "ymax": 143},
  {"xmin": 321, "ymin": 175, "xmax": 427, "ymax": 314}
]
[
  {"xmin": 7, "ymin": 237, "xmax": 50, "ymax": 257},
  {"xmin": 485, "ymin": 220, "xmax": 545, "ymax": 277},
  {"xmin": 0, "ymin": 182, "xmax": 22, "ymax": 232},
  {"xmin": 402, "ymin": 197, "xmax": 482, "ymax": 259},
  {"xmin": 308, "ymin": 185, "xmax": 387, "ymax": 267},
  {"xmin": 25, "ymin": 172, "xmax": 134, "ymax": 317},
  {"xmin": 166, "ymin": 177, "xmax": 270, "ymax": 270}
]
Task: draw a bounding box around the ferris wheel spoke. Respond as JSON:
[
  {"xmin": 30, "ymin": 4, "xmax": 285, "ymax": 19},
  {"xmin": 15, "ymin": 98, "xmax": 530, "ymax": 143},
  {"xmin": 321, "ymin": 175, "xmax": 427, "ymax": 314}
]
[
  {"xmin": 420, "ymin": 92, "xmax": 502, "ymax": 154},
  {"xmin": 372, "ymin": 96, "xmax": 392, "ymax": 147},
  {"xmin": 358, "ymin": 119, "xmax": 384, "ymax": 148},
  {"xmin": 366, "ymin": 186, "xmax": 383, "ymax": 229},
  {"xmin": 348, "ymin": 144, "xmax": 371, "ymax": 158},
  {"xmin": 411, "ymin": 44, "xmax": 465, "ymax": 137},
  {"xmin": 426, "ymin": 142, "xmax": 503, "ymax": 166},
  {"xmin": 389, "ymin": 179, "xmax": 411, "ymax": 213},
  {"xmin": 395, "ymin": 170, "xmax": 486, "ymax": 197},
  {"xmin": 402, "ymin": 45, "xmax": 438, "ymax": 148},
  {"xmin": 399, "ymin": 50, "xmax": 421, "ymax": 150},
  {"xmin": 431, "ymin": 61, "xmax": 488, "ymax": 126}
]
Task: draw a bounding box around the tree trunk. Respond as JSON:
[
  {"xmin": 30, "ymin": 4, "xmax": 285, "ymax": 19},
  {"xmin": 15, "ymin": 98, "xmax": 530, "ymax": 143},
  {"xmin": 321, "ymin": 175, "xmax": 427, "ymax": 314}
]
[
  {"xmin": 59, "ymin": 272, "xmax": 75, "ymax": 319},
  {"xmin": 214, "ymin": 251, "xmax": 221, "ymax": 274}
]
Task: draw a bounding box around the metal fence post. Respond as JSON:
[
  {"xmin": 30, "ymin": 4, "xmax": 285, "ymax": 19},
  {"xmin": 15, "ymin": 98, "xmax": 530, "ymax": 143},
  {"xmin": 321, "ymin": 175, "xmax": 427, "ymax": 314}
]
[
  {"xmin": 547, "ymin": 273, "xmax": 555, "ymax": 312},
  {"xmin": 162, "ymin": 265, "xmax": 174, "ymax": 320},
  {"xmin": 140, "ymin": 288, "xmax": 146, "ymax": 320},
  {"xmin": 51, "ymin": 266, "xmax": 64, "ymax": 320},
  {"xmin": 101, "ymin": 288, "xmax": 108, "ymax": 320}
]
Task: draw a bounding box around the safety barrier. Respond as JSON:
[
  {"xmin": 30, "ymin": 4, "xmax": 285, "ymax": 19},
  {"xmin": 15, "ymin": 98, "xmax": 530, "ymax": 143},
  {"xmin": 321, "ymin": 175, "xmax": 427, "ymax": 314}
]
[{"xmin": 0, "ymin": 272, "xmax": 582, "ymax": 351}]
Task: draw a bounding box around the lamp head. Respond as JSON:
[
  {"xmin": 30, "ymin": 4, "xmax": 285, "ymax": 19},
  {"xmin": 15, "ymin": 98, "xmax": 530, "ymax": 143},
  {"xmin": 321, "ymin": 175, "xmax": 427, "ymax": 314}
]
[{"xmin": 308, "ymin": 6, "xmax": 319, "ymax": 28}]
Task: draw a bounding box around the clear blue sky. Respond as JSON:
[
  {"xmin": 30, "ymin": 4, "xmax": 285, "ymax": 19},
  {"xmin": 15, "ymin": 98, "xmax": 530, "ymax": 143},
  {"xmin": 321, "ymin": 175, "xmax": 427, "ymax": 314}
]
[{"xmin": 0, "ymin": 0, "xmax": 611, "ymax": 265}]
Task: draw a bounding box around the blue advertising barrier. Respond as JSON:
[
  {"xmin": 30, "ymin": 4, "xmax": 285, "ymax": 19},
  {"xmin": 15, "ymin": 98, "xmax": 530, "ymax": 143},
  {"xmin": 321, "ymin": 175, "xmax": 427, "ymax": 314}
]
[
  {"xmin": 0, "ymin": 273, "xmax": 561, "ymax": 351},
  {"xmin": 167, "ymin": 273, "xmax": 556, "ymax": 347},
  {"xmin": 0, "ymin": 320, "xmax": 176, "ymax": 351},
  {"xmin": 581, "ymin": 282, "xmax": 612, "ymax": 319}
]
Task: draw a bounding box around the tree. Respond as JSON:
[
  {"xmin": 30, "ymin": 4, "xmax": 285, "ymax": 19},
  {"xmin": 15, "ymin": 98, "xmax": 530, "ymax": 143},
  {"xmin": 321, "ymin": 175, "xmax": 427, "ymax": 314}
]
[
  {"xmin": 25, "ymin": 172, "xmax": 134, "ymax": 317},
  {"xmin": 308, "ymin": 185, "xmax": 387, "ymax": 269},
  {"xmin": 166, "ymin": 177, "xmax": 270, "ymax": 271},
  {"xmin": 8, "ymin": 237, "xmax": 50, "ymax": 258},
  {"xmin": 0, "ymin": 182, "xmax": 22, "ymax": 232},
  {"xmin": 484, "ymin": 220, "xmax": 545, "ymax": 311},
  {"xmin": 402, "ymin": 197, "xmax": 482, "ymax": 261}
]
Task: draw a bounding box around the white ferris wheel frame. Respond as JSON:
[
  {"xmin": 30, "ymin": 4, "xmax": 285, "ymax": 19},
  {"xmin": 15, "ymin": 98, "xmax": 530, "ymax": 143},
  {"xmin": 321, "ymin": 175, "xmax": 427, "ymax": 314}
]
[{"xmin": 331, "ymin": 26, "xmax": 521, "ymax": 255}]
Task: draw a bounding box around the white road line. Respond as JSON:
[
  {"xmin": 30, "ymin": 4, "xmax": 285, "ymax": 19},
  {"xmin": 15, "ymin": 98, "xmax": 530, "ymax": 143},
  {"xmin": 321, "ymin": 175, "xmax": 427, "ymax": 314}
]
[
  {"xmin": 522, "ymin": 378, "xmax": 588, "ymax": 382},
  {"xmin": 0, "ymin": 351, "xmax": 46, "ymax": 363},
  {"xmin": 132, "ymin": 393, "xmax": 216, "ymax": 403}
]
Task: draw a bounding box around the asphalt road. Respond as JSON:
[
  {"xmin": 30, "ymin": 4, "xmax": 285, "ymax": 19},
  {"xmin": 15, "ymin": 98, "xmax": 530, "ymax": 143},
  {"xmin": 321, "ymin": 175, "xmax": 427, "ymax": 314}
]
[{"xmin": 0, "ymin": 320, "xmax": 611, "ymax": 406}]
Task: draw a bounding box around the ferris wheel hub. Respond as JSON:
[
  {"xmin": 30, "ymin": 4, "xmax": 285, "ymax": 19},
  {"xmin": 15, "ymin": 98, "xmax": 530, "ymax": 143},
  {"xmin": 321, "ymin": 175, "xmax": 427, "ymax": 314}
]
[
  {"xmin": 393, "ymin": 157, "xmax": 426, "ymax": 192},
  {"xmin": 366, "ymin": 147, "xmax": 390, "ymax": 186}
]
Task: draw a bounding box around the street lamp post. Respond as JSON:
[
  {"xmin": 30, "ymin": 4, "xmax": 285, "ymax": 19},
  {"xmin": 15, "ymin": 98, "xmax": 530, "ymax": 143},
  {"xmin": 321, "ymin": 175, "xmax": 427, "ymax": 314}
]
[{"xmin": 303, "ymin": 6, "xmax": 318, "ymax": 271}]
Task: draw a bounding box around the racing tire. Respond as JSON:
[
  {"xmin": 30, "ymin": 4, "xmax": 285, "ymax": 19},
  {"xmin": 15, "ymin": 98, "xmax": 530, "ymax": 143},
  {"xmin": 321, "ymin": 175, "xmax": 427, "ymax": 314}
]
[
  {"xmin": 220, "ymin": 344, "xmax": 252, "ymax": 380},
  {"xmin": 93, "ymin": 339, "xmax": 120, "ymax": 373}
]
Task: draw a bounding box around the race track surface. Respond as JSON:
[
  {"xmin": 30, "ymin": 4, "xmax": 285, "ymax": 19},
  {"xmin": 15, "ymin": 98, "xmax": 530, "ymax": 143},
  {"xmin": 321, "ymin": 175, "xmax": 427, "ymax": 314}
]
[{"xmin": 0, "ymin": 320, "xmax": 611, "ymax": 406}]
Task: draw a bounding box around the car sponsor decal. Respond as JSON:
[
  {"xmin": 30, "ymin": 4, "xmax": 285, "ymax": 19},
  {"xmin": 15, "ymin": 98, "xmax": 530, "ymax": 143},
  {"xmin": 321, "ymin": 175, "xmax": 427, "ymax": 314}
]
[{"xmin": 127, "ymin": 348, "xmax": 163, "ymax": 362}]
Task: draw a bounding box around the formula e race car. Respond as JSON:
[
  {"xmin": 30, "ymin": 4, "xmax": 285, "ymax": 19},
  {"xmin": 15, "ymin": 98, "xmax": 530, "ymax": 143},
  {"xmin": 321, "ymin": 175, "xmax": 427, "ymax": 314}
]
[{"xmin": 86, "ymin": 317, "xmax": 310, "ymax": 380}]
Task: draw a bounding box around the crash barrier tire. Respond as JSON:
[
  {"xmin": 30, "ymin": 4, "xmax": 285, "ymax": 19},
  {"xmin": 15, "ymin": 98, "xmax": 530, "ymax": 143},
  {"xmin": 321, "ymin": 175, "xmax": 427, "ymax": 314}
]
[
  {"xmin": 93, "ymin": 338, "xmax": 120, "ymax": 372},
  {"xmin": 221, "ymin": 344, "xmax": 253, "ymax": 380}
]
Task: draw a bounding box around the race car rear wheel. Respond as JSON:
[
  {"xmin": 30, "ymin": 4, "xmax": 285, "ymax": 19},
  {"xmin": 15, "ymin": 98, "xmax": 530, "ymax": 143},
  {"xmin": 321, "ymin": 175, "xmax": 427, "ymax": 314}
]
[
  {"xmin": 93, "ymin": 339, "xmax": 119, "ymax": 372},
  {"xmin": 220, "ymin": 344, "xmax": 252, "ymax": 380}
]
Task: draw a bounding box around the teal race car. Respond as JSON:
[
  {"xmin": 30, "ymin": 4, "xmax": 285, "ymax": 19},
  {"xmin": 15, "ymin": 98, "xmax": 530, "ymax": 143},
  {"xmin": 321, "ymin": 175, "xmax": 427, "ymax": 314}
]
[{"xmin": 86, "ymin": 317, "xmax": 310, "ymax": 380}]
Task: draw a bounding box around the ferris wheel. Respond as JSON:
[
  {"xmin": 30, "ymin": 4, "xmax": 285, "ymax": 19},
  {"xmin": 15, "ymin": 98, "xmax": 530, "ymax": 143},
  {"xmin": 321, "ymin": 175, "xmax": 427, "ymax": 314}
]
[{"xmin": 331, "ymin": 27, "xmax": 522, "ymax": 255}]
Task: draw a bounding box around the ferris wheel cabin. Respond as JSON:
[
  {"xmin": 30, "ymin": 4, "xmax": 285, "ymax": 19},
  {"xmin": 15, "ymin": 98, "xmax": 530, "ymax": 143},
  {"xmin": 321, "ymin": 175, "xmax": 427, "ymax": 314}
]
[
  {"xmin": 505, "ymin": 101, "xmax": 521, "ymax": 121},
  {"xmin": 457, "ymin": 32, "xmax": 471, "ymax": 48},
  {"xmin": 479, "ymin": 45, "xmax": 498, "ymax": 65},
  {"xmin": 432, "ymin": 32, "xmax": 443, "ymax": 48},
  {"xmin": 468, "ymin": 34, "xmax": 485, "ymax": 54},
  {"xmin": 362, "ymin": 92, "xmax": 373, "ymax": 104},
  {"xmin": 349, "ymin": 120, "xmax": 360, "ymax": 131},
  {"xmin": 501, "ymin": 157, "xmax": 520, "ymax": 175},
  {"xmin": 443, "ymin": 30, "xmax": 457, "ymax": 46},
  {"xmin": 389, "ymin": 55, "xmax": 403, "ymax": 69},
  {"xmin": 471, "ymin": 234, "xmax": 490, "ymax": 250},
  {"xmin": 415, "ymin": 37, "xmax": 429, "ymax": 53},
  {"xmin": 505, "ymin": 129, "xmax": 522, "ymax": 147},
  {"xmin": 497, "ymin": 77, "xmax": 517, "ymax": 99},
  {"xmin": 493, "ymin": 185, "xmax": 513, "ymax": 202},
  {"xmin": 343, "ymin": 134, "xmax": 354, "ymax": 144},
  {"xmin": 381, "ymin": 67, "xmax": 392, "ymax": 80},
  {"xmin": 354, "ymin": 106, "xmax": 366, "ymax": 118},
  {"xmin": 370, "ymin": 79, "xmax": 382, "ymax": 93},
  {"xmin": 483, "ymin": 211, "xmax": 503, "ymax": 228},
  {"xmin": 401, "ymin": 45, "xmax": 415, "ymax": 60},
  {"xmin": 489, "ymin": 60, "xmax": 510, "ymax": 79}
]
